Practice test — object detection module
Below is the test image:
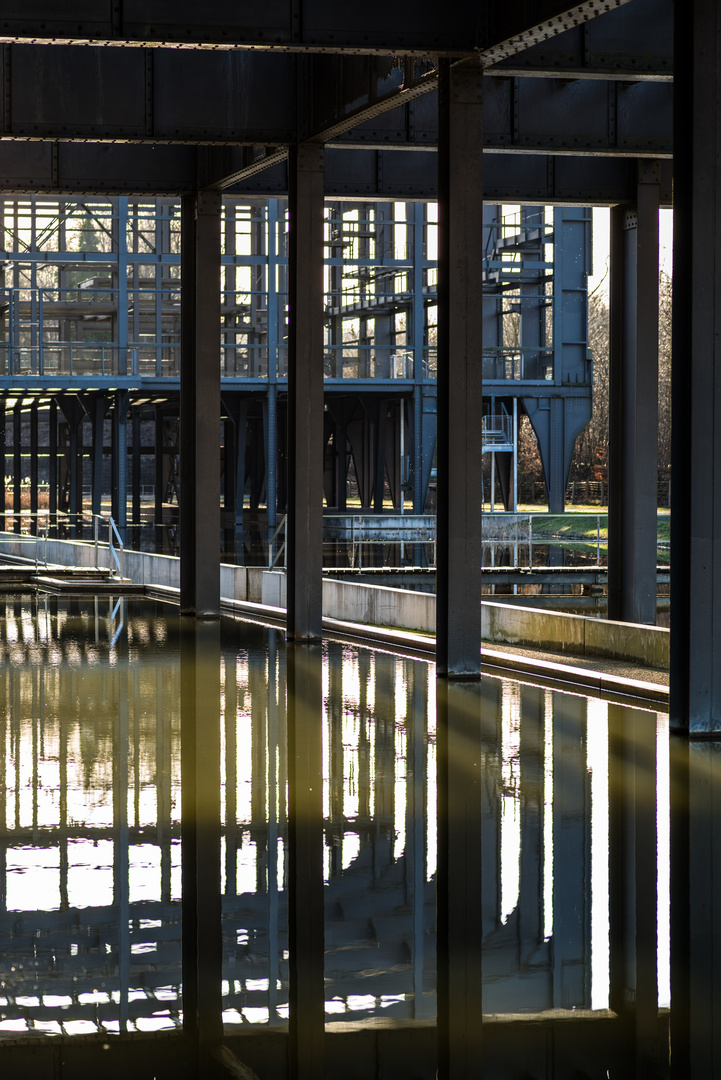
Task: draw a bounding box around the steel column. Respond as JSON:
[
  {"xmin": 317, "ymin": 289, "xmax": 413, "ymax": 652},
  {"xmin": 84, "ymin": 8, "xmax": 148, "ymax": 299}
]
[
  {"xmin": 437, "ymin": 680, "xmax": 483, "ymax": 1080},
  {"xmin": 436, "ymin": 60, "xmax": 483, "ymax": 677},
  {"xmin": 12, "ymin": 402, "xmax": 21, "ymax": 533},
  {"xmin": 670, "ymin": 0, "xmax": 721, "ymax": 732},
  {"xmin": 286, "ymin": 644, "xmax": 325, "ymax": 1080},
  {"xmin": 287, "ymin": 143, "xmax": 325, "ymax": 641},
  {"xmin": 0, "ymin": 408, "xmax": 5, "ymax": 531},
  {"xmin": 180, "ymin": 620, "xmax": 224, "ymax": 1071},
  {"xmin": 48, "ymin": 401, "xmax": 57, "ymax": 535},
  {"xmin": 29, "ymin": 403, "xmax": 38, "ymax": 535},
  {"xmin": 608, "ymin": 706, "xmax": 660, "ymax": 1075},
  {"xmin": 180, "ymin": 191, "xmax": 221, "ymax": 618},
  {"xmin": 112, "ymin": 391, "xmax": 129, "ymax": 536},
  {"xmin": 608, "ymin": 167, "xmax": 660, "ymax": 625},
  {"xmin": 91, "ymin": 396, "xmax": 108, "ymax": 524},
  {"xmin": 131, "ymin": 409, "xmax": 141, "ymax": 530}
]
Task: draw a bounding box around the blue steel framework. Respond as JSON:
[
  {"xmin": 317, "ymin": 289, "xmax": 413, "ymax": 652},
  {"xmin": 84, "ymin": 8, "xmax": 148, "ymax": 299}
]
[{"xmin": 0, "ymin": 195, "xmax": 591, "ymax": 544}]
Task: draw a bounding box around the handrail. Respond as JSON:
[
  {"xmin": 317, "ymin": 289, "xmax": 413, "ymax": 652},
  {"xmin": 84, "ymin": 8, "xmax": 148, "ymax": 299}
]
[
  {"xmin": 268, "ymin": 514, "xmax": 287, "ymax": 569},
  {"xmin": 108, "ymin": 516, "xmax": 125, "ymax": 578}
]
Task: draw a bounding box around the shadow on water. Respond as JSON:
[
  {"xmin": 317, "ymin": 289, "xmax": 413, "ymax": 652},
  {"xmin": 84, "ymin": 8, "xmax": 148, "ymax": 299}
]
[{"xmin": 0, "ymin": 594, "xmax": 714, "ymax": 1077}]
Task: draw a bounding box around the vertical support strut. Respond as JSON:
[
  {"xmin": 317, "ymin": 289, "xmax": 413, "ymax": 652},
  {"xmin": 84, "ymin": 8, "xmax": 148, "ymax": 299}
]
[
  {"xmin": 0, "ymin": 405, "xmax": 5, "ymax": 531},
  {"xmin": 670, "ymin": 0, "xmax": 721, "ymax": 732},
  {"xmin": 436, "ymin": 60, "xmax": 483, "ymax": 678},
  {"xmin": 13, "ymin": 401, "xmax": 21, "ymax": 534},
  {"xmin": 287, "ymin": 142, "xmax": 325, "ymax": 641},
  {"xmin": 287, "ymin": 644, "xmax": 325, "ymax": 1080},
  {"xmin": 180, "ymin": 620, "xmax": 223, "ymax": 1071},
  {"xmin": 180, "ymin": 191, "xmax": 221, "ymax": 618},
  {"xmin": 48, "ymin": 401, "xmax": 57, "ymax": 535},
  {"xmin": 112, "ymin": 391, "xmax": 129, "ymax": 538},
  {"xmin": 436, "ymin": 680, "xmax": 483, "ymax": 1080},
  {"xmin": 29, "ymin": 402, "xmax": 38, "ymax": 536},
  {"xmin": 608, "ymin": 165, "xmax": 660, "ymax": 626}
]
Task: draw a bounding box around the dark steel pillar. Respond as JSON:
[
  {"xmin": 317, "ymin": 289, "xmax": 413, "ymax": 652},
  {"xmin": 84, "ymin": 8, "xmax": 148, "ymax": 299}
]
[
  {"xmin": 286, "ymin": 645, "xmax": 325, "ymax": 1079},
  {"xmin": 180, "ymin": 620, "xmax": 223, "ymax": 1072},
  {"xmin": 670, "ymin": 0, "xmax": 721, "ymax": 732},
  {"xmin": 48, "ymin": 401, "xmax": 57, "ymax": 535},
  {"xmin": 608, "ymin": 165, "xmax": 660, "ymax": 626},
  {"xmin": 180, "ymin": 191, "xmax": 221, "ymax": 618},
  {"xmin": 154, "ymin": 407, "xmax": 164, "ymax": 545},
  {"xmin": 12, "ymin": 402, "xmax": 21, "ymax": 534},
  {"xmin": 112, "ymin": 391, "xmax": 129, "ymax": 537},
  {"xmin": 131, "ymin": 409, "xmax": 141, "ymax": 530},
  {"xmin": 91, "ymin": 395, "xmax": 108, "ymax": 524},
  {"xmin": 437, "ymin": 680, "xmax": 483, "ymax": 1080},
  {"xmin": 0, "ymin": 406, "xmax": 5, "ymax": 531},
  {"xmin": 29, "ymin": 402, "xmax": 38, "ymax": 536},
  {"xmin": 436, "ymin": 60, "xmax": 483, "ymax": 677},
  {"xmin": 609, "ymin": 706, "xmax": 660, "ymax": 1074},
  {"xmin": 287, "ymin": 143, "xmax": 325, "ymax": 641}
]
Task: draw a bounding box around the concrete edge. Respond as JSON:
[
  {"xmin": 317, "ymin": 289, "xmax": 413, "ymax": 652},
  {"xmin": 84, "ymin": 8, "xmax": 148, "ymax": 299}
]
[{"xmin": 142, "ymin": 585, "xmax": 668, "ymax": 707}]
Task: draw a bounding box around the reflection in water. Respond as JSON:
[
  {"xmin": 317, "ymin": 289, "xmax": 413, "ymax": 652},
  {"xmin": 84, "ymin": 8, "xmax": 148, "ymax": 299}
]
[{"xmin": 0, "ymin": 593, "xmax": 685, "ymax": 1074}]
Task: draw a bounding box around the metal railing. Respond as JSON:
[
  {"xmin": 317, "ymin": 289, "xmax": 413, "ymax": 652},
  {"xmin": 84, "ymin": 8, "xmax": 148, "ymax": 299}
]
[{"xmin": 268, "ymin": 515, "xmax": 287, "ymax": 569}]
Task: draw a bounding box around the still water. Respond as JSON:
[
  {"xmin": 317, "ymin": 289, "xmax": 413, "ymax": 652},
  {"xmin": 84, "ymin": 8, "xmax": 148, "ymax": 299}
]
[{"xmin": 0, "ymin": 595, "xmax": 677, "ymax": 1070}]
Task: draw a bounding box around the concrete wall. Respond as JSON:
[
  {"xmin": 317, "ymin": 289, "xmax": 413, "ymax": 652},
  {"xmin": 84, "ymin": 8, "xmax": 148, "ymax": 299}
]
[
  {"xmin": 0, "ymin": 533, "xmax": 669, "ymax": 668},
  {"xmin": 481, "ymin": 601, "xmax": 669, "ymax": 669}
]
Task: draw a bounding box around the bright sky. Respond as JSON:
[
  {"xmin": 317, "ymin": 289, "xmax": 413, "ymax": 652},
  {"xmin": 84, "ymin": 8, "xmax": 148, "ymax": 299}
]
[{"xmin": 587, "ymin": 206, "xmax": 673, "ymax": 297}]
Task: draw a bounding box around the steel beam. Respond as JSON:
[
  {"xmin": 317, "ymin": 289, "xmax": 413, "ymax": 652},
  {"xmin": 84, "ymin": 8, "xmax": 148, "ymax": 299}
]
[
  {"xmin": 0, "ymin": 0, "xmax": 630, "ymax": 55},
  {"xmin": 608, "ymin": 166, "xmax": 660, "ymax": 625},
  {"xmin": 0, "ymin": 140, "xmax": 675, "ymax": 203},
  {"xmin": 179, "ymin": 190, "xmax": 221, "ymax": 617},
  {"xmin": 435, "ymin": 60, "xmax": 483, "ymax": 678},
  {"xmin": 670, "ymin": 0, "xmax": 721, "ymax": 733},
  {"xmin": 286, "ymin": 142, "xmax": 324, "ymax": 642}
]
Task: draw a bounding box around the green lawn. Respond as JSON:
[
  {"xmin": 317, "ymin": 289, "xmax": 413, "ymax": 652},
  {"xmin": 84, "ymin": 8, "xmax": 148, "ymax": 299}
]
[{"xmin": 519, "ymin": 511, "xmax": 670, "ymax": 563}]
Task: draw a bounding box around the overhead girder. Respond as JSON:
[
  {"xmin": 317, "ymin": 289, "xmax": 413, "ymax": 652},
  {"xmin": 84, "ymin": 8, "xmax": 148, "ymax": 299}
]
[
  {"xmin": 0, "ymin": 44, "xmax": 672, "ymax": 153},
  {"xmin": 0, "ymin": 143, "xmax": 674, "ymax": 205},
  {"xmin": 486, "ymin": 0, "xmax": 672, "ymax": 80},
  {"xmin": 333, "ymin": 77, "xmax": 672, "ymax": 158},
  {"xmin": 0, "ymin": 0, "xmax": 633, "ymax": 56}
]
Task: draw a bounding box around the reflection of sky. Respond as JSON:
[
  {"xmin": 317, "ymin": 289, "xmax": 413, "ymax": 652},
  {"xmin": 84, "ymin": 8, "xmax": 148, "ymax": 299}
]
[{"xmin": 0, "ymin": 596, "xmax": 672, "ymax": 1037}]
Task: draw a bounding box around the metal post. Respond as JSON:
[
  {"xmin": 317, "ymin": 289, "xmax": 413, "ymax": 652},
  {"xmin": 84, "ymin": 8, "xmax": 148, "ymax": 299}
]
[
  {"xmin": 91, "ymin": 395, "xmax": 108, "ymax": 524},
  {"xmin": 131, "ymin": 409, "xmax": 141, "ymax": 532},
  {"xmin": 436, "ymin": 59, "xmax": 483, "ymax": 678},
  {"xmin": 13, "ymin": 401, "xmax": 21, "ymax": 534},
  {"xmin": 180, "ymin": 190, "xmax": 221, "ymax": 618},
  {"xmin": 437, "ymin": 680, "xmax": 483, "ymax": 1080},
  {"xmin": 669, "ymin": 0, "xmax": 721, "ymax": 733},
  {"xmin": 608, "ymin": 167, "xmax": 660, "ymax": 625},
  {"xmin": 116, "ymin": 197, "xmax": 129, "ymax": 376},
  {"xmin": 609, "ymin": 706, "xmax": 660, "ymax": 1074},
  {"xmin": 112, "ymin": 390, "xmax": 129, "ymax": 538},
  {"xmin": 512, "ymin": 397, "xmax": 518, "ymax": 513},
  {"xmin": 287, "ymin": 644, "xmax": 325, "ymax": 1080},
  {"xmin": 399, "ymin": 399, "xmax": 405, "ymax": 516},
  {"xmin": 287, "ymin": 142, "xmax": 325, "ymax": 642},
  {"xmin": 413, "ymin": 202, "xmax": 425, "ymax": 514},
  {"xmin": 180, "ymin": 620, "xmax": 224, "ymax": 1071},
  {"xmin": 267, "ymin": 382, "xmax": 278, "ymax": 534},
  {"xmin": 29, "ymin": 402, "xmax": 38, "ymax": 536},
  {"xmin": 0, "ymin": 407, "xmax": 5, "ymax": 531},
  {"xmin": 48, "ymin": 401, "xmax": 57, "ymax": 536}
]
